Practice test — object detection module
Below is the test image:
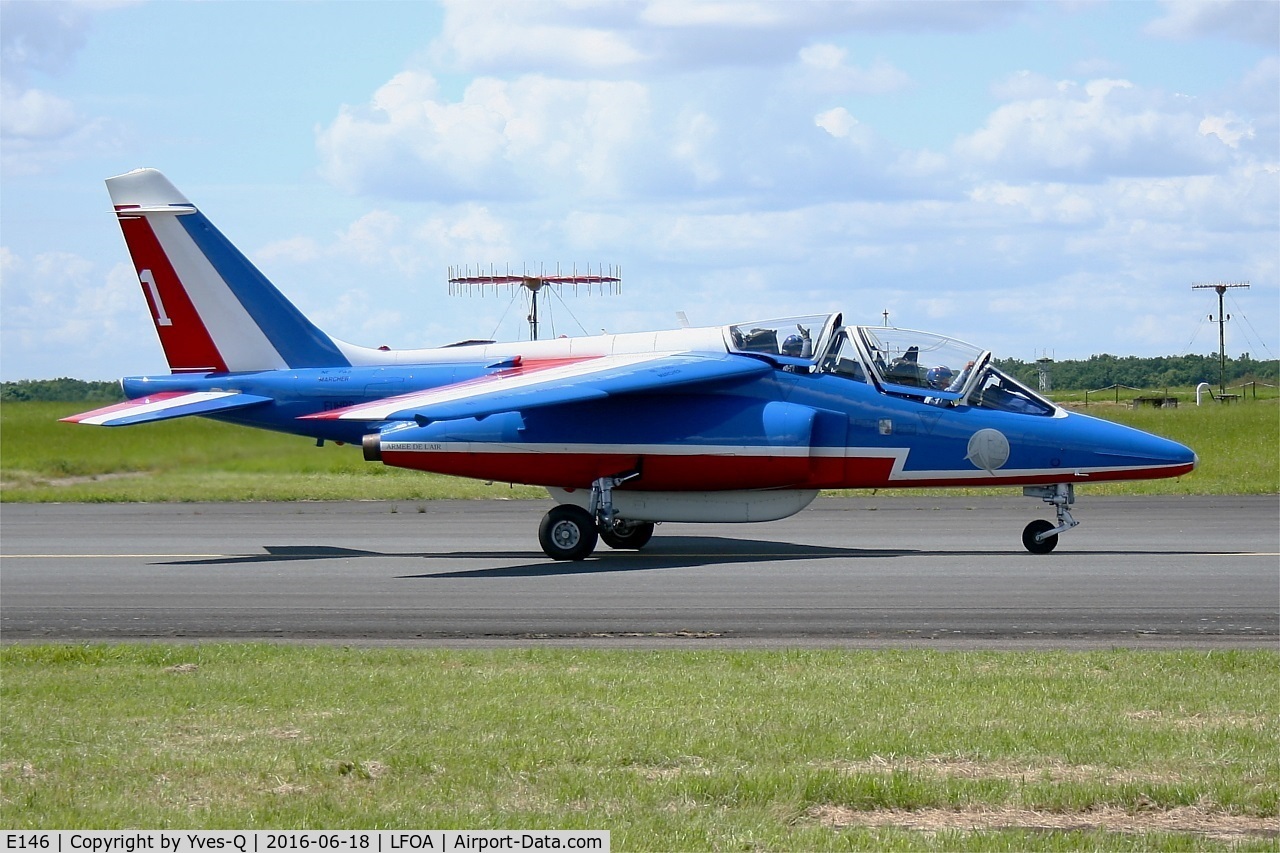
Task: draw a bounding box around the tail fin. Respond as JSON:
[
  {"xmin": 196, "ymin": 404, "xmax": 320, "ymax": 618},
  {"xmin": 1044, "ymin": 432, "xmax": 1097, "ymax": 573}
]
[{"xmin": 107, "ymin": 168, "xmax": 349, "ymax": 373}]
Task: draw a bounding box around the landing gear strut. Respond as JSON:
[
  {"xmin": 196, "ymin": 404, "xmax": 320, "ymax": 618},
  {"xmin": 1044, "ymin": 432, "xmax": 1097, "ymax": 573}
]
[
  {"xmin": 538, "ymin": 473, "xmax": 647, "ymax": 561},
  {"xmin": 1021, "ymin": 484, "xmax": 1079, "ymax": 554}
]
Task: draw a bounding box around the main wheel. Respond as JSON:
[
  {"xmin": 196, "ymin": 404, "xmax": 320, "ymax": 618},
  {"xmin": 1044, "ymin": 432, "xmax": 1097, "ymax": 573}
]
[
  {"xmin": 598, "ymin": 519, "xmax": 655, "ymax": 550},
  {"xmin": 538, "ymin": 505, "xmax": 598, "ymax": 561},
  {"xmin": 1022, "ymin": 519, "xmax": 1058, "ymax": 554}
]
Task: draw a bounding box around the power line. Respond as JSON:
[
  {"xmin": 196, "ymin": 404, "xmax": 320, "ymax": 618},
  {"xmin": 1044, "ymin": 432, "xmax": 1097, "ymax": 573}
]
[{"xmin": 1226, "ymin": 292, "xmax": 1275, "ymax": 360}]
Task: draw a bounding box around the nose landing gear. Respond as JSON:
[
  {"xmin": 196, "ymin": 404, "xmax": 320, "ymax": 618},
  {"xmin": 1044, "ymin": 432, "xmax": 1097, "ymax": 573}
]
[{"xmin": 1021, "ymin": 483, "xmax": 1079, "ymax": 554}]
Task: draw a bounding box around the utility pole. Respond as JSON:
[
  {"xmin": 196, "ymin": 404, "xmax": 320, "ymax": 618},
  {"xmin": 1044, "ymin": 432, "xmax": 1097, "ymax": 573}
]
[{"xmin": 1192, "ymin": 281, "xmax": 1250, "ymax": 396}]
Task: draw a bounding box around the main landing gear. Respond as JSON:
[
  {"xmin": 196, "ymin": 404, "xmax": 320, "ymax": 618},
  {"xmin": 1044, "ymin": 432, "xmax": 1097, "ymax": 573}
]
[
  {"xmin": 1021, "ymin": 483, "xmax": 1079, "ymax": 554},
  {"xmin": 537, "ymin": 474, "xmax": 654, "ymax": 561}
]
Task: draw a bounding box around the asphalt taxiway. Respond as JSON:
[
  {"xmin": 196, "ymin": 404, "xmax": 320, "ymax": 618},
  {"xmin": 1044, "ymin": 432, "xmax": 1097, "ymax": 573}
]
[{"xmin": 2, "ymin": 496, "xmax": 1276, "ymax": 647}]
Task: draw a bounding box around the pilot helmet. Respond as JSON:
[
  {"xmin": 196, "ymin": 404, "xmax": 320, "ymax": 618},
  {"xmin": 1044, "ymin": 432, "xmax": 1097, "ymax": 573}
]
[
  {"xmin": 926, "ymin": 365, "xmax": 955, "ymax": 389},
  {"xmin": 781, "ymin": 334, "xmax": 805, "ymax": 356}
]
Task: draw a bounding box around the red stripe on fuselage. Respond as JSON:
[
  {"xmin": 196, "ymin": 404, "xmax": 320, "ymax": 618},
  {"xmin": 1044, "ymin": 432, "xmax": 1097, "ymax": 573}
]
[
  {"xmin": 380, "ymin": 449, "xmax": 860, "ymax": 490},
  {"xmin": 377, "ymin": 447, "xmax": 1195, "ymax": 492},
  {"xmin": 117, "ymin": 214, "xmax": 227, "ymax": 372}
]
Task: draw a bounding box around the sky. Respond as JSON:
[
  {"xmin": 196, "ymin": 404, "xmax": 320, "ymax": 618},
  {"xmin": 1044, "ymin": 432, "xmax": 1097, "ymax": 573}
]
[{"xmin": 2, "ymin": 0, "xmax": 1277, "ymax": 381}]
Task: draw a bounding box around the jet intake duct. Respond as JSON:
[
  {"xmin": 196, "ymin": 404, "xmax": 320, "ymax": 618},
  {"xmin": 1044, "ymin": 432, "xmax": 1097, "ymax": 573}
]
[
  {"xmin": 761, "ymin": 400, "xmax": 816, "ymax": 447},
  {"xmin": 363, "ymin": 433, "xmax": 382, "ymax": 462}
]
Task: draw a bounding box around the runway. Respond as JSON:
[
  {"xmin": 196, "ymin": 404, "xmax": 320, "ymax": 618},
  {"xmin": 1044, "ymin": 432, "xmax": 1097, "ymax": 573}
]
[{"xmin": 2, "ymin": 496, "xmax": 1276, "ymax": 647}]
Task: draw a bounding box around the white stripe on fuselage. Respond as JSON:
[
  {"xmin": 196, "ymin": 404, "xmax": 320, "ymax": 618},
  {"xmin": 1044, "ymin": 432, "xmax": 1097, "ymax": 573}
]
[{"xmin": 331, "ymin": 352, "xmax": 678, "ymax": 420}]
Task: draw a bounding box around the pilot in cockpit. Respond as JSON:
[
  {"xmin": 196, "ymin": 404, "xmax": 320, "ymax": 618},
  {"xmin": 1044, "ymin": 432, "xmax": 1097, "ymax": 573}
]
[
  {"xmin": 926, "ymin": 366, "xmax": 955, "ymax": 390},
  {"xmin": 781, "ymin": 325, "xmax": 812, "ymax": 357},
  {"xmin": 780, "ymin": 326, "xmax": 813, "ymax": 373}
]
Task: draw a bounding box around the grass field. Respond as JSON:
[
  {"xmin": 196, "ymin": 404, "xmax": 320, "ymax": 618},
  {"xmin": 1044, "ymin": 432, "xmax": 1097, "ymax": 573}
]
[
  {"xmin": 2, "ymin": 645, "xmax": 1276, "ymax": 849},
  {"xmin": 1, "ymin": 396, "xmax": 1276, "ymax": 501}
]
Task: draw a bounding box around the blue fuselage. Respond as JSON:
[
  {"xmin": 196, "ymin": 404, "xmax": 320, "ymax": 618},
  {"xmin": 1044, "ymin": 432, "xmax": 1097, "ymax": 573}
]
[{"xmin": 122, "ymin": 361, "xmax": 1196, "ymax": 492}]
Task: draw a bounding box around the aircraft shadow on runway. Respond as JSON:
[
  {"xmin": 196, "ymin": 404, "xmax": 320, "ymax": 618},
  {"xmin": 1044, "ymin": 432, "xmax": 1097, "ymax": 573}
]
[
  {"xmin": 157, "ymin": 540, "xmax": 1223, "ymax": 577},
  {"xmin": 158, "ymin": 537, "xmax": 916, "ymax": 576}
]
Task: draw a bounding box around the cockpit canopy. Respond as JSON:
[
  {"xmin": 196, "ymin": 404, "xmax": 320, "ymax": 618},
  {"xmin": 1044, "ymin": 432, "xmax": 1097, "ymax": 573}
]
[{"xmin": 725, "ymin": 313, "xmax": 1056, "ymax": 416}]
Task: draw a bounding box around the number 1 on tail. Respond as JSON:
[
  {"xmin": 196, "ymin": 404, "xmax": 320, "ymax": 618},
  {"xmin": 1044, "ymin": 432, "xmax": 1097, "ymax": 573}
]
[{"xmin": 140, "ymin": 269, "xmax": 173, "ymax": 326}]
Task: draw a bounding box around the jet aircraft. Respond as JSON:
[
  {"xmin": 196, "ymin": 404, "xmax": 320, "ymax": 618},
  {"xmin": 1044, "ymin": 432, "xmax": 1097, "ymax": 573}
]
[{"xmin": 66, "ymin": 169, "xmax": 1197, "ymax": 560}]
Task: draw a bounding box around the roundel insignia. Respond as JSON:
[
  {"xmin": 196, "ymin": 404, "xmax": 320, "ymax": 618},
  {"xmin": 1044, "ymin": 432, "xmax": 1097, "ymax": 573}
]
[{"xmin": 965, "ymin": 428, "xmax": 1010, "ymax": 472}]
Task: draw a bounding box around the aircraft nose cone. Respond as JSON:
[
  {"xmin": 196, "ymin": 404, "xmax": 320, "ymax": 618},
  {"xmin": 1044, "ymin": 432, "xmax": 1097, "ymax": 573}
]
[
  {"xmin": 1150, "ymin": 430, "xmax": 1197, "ymax": 470},
  {"xmin": 1117, "ymin": 423, "xmax": 1197, "ymax": 468},
  {"xmin": 1063, "ymin": 412, "xmax": 1196, "ymax": 481}
]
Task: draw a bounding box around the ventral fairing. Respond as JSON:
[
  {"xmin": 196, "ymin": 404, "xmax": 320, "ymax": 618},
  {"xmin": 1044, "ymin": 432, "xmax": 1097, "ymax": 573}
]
[{"xmin": 67, "ymin": 169, "xmax": 1197, "ymax": 560}]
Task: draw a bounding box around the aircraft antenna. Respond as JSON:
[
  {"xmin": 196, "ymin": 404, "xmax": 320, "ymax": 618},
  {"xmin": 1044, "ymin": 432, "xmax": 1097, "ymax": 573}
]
[
  {"xmin": 1191, "ymin": 281, "xmax": 1250, "ymax": 396},
  {"xmin": 448, "ymin": 263, "xmax": 622, "ymax": 341}
]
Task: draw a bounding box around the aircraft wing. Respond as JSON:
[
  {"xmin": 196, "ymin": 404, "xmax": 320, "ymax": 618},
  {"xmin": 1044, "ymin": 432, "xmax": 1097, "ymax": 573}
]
[
  {"xmin": 61, "ymin": 391, "xmax": 273, "ymax": 427},
  {"xmin": 307, "ymin": 351, "xmax": 772, "ymax": 424}
]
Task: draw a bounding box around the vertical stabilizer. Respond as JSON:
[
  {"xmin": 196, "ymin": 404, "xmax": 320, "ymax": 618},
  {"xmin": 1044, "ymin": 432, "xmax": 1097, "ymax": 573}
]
[{"xmin": 107, "ymin": 168, "xmax": 349, "ymax": 373}]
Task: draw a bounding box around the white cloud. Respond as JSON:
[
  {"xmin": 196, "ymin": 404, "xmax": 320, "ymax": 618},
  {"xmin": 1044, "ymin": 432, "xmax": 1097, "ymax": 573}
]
[
  {"xmin": 431, "ymin": 0, "xmax": 648, "ymax": 74},
  {"xmin": 797, "ymin": 44, "xmax": 911, "ymax": 95},
  {"xmin": 640, "ymin": 1, "xmax": 789, "ymax": 28},
  {"xmin": 6, "ymin": 0, "xmax": 1277, "ymax": 379},
  {"xmin": 1145, "ymin": 0, "xmax": 1280, "ymax": 47},
  {"xmin": 1199, "ymin": 112, "xmax": 1255, "ymax": 148},
  {"xmin": 256, "ymin": 236, "xmax": 322, "ymax": 265},
  {"xmin": 430, "ymin": 0, "xmax": 1022, "ymax": 76},
  {"xmin": 814, "ymin": 106, "xmax": 860, "ymax": 139},
  {"xmin": 0, "ymin": 0, "xmax": 92, "ymax": 78},
  {"xmin": 0, "ymin": 0, "xmax": 132, "ymax": 175},
  {"xmin": 954, "ymin": 77, "xmax": 1231, "ymax": 180},
  {"xmin": 318, "ymin": 71, "xmax": 653, "ymax": 201},
  {"xmin": 670, "ymin": 109, "xmax": 721, "ymax": 186},
  {"xmin": 968, "ymin": 182, "xmax": 1099, "ymax": 225},
  {"xmin": 0, "ymin": 79, "xmax": 77, "ymax": 138},
  {"xmin": 0, "ymin": 251, "xmax": 159, "ymax": 379}
]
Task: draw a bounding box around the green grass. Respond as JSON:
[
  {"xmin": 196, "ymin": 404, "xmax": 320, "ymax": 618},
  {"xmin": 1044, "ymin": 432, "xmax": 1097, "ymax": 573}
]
[
  {"xmin": 2, "ymin": 646, "xmax": 1276, "ymax": 849},
  {"xmin": 1069, "ymin": 400, "xmax": 1279, "ymax": 494}
]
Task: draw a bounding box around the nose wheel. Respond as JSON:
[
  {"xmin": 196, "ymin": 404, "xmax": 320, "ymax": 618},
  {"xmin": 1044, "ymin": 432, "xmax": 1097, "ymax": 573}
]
[
  {"xmin": 1022, "ymin": 519, "xmax": 1058, "ymax": 554},
  {"xmin": 1022, "ymin": 484, "xmax": 1079, "ymax": 554}
]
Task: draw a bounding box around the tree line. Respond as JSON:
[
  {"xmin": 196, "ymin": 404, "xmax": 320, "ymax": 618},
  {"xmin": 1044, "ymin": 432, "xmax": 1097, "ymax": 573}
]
[
  {"xmin": 994, "ymin": 352, "xmax": 1277, "ymax": 392},
  {"xmin": 1, "ymin": 378, "xmax": 125, "ymax": 403},
  {"xmin": 3, "ymin": 353, "xmax": 1276, "ymax": 403}
]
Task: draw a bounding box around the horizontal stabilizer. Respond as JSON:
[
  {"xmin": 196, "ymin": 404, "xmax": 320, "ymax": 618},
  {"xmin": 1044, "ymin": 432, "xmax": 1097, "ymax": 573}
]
[
  {"xmin": 307, "ymin": 351, "xmax": 771, "ymax": 423},
  {"xmin": 61, "ymin": 391, "xmax": 272, "ymax": 427}
]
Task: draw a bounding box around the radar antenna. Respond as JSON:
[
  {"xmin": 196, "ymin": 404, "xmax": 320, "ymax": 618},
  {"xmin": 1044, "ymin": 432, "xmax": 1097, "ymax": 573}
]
[{"xmin": 448, "ymin": 263, "xmax": 621, "ymax": 341}]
